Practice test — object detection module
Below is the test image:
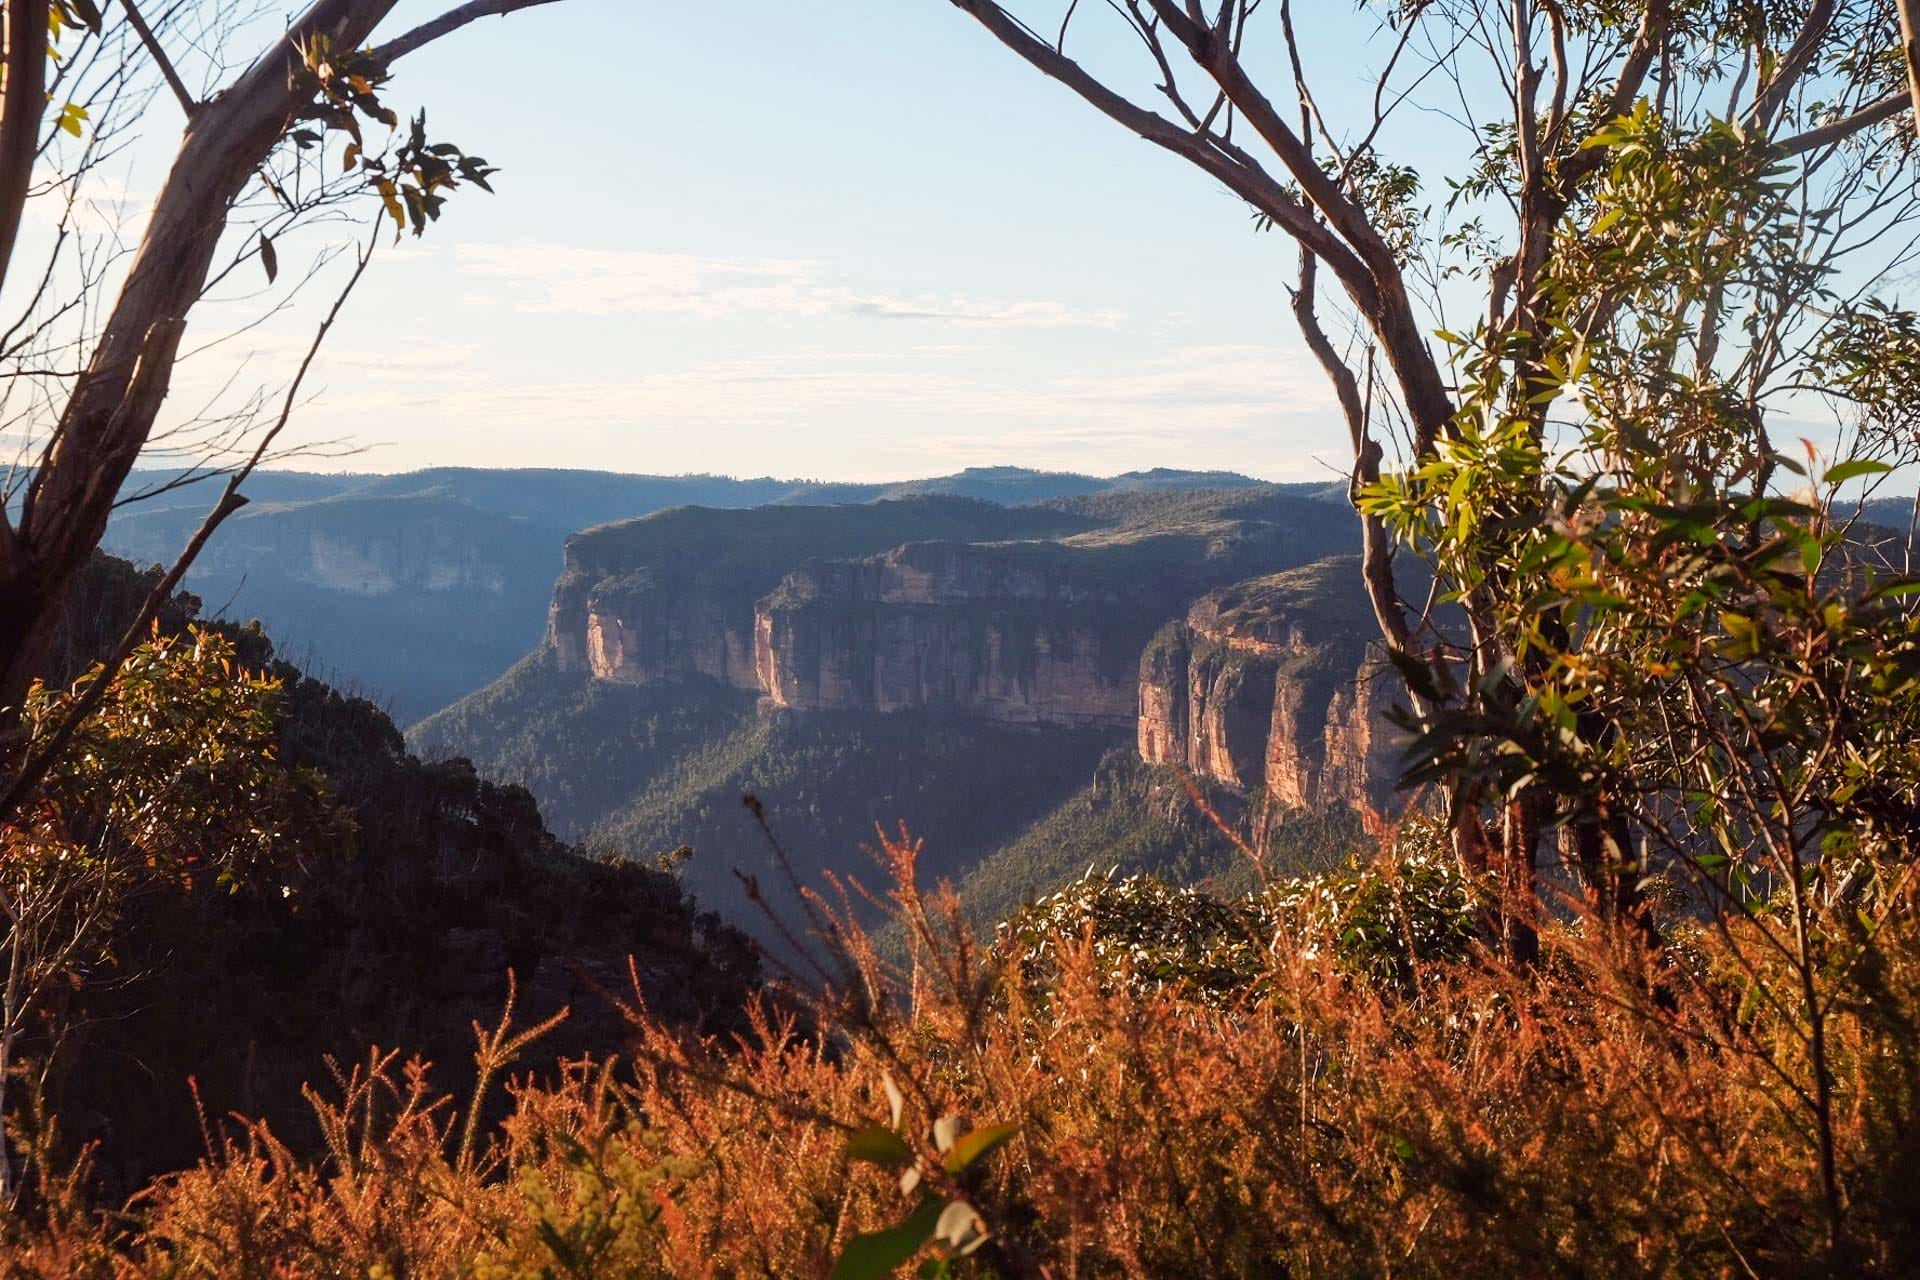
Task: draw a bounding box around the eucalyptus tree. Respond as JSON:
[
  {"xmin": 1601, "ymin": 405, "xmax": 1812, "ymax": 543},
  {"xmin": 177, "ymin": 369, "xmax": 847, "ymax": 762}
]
[
  {"xmin": 0, "ymin": 0, "xmax": 561, "ymax": 815},
  {"xmin": 943, "ymin": 5, "xmax": 1920, "ymax": 1244},
  {"xmin": 943, "ymin": 0, "xmax": 1920, "ymax": 924}
]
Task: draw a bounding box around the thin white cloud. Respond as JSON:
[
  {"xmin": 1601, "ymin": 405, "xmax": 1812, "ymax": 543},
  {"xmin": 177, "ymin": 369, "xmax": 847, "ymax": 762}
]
[
  {"xmin": 1047, "ymin": 344, "xmax": 1332, "ymax": 415},
  {"xmin": 297, "ymin": 341, "xmax": 1339, "ymax": 474},
  {"xmin": 22, "ymin": 165, "xmax": 152, "ymax": 241},
  {"xmin": 315, "ymin": 340, "xmax": 481, "ymax": 380},
  {"xmin": 454, "ymin": 242, "xmax": 1124, "ymax": 329}
]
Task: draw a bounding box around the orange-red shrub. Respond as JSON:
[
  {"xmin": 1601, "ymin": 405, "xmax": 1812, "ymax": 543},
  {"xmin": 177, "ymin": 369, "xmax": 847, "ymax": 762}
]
[{"xmin": 4, "ymin": 830, "xmax": 1917, "ymax": 1279}]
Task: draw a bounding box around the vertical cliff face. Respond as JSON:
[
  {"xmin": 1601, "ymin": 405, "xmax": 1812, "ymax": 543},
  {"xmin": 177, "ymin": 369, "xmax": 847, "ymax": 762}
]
[
  {"xmin": 543, "ymin": 492, "xmax": 1377, "ymax": 745},
  {"xmin": 546, "ymin": 498, "xmax": 1097, "ymax": 686},
  {"xmin": 552, "ymin": 569, "xmax": 759, "ymax": 690},
  {"xmin": 755, "ymin": 542, "xmax": 1141, "ymax": 729},
  {"xmin": 1137, "ymin": 622, "xmax": 1189, "ymax": 767},
  {"xmin": 1137, "ymin": 557, "xmax": 1403, "ymax": 814},
  {"xmin": 1320, "ymin": 667, "xmax": 1398, "ymax": 812},
  {"xmin": 169, "ymin": 497, "xmax": 526, "ymax": 598},
  {"xmin": 1185, "ymin": 638, "xmax": 1281, "ymax": 791}
]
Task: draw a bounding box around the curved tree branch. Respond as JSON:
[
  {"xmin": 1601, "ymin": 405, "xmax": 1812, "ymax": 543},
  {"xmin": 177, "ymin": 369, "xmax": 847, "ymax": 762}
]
[
  {"xmin": 1142, "ymin": 0, "xmax": 1456, "ymax": 452},
  {"xmin": 369, "ymin": 0, "xmax": 566, "ymax": 64},
  {"xmin": 1775, "ymin": 91, "xmax": 1910, "ymax": 158},
  {"xmin": 943, "ymin": 0, "xmax": 1378, "ymax": 306},
  {"xmin": 1555, "ymin": 0, "xmax": 1666, "ymax": 192},
  {"xmin": 1751, "ymin": 0, "xmax": 1835, "ymax": 131},
  {"xmin": 949, "ymin": 0, "xmax": 1463, "ymax": 453}
]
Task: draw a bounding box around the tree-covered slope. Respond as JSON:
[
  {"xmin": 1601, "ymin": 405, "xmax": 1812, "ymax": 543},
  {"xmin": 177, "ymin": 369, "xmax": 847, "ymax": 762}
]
[
  {"xmin": 43, "ymin": 556, "xmax": 764, "ymax": 1192},
  {"xmin": 409, "ymin": 644, "xmax": 760, "ymax": 840},
  {"xmin": 588, "ymin": 708, "xmax": 1125, "ymax": 932},
  {"xmin": 942, "ymin": 749, "xmax": 1365, "ymax": 935}
]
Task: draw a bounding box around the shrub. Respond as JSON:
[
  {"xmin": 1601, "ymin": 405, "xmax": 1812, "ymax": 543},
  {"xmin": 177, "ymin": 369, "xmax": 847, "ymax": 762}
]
[
  {"xmin": 5, "ymin": 824, "xmax": 1916, "ymax": 1277},
  {"xmin": 999, "ymin": 820, "xmax": 1478, "ymax": 1000}
]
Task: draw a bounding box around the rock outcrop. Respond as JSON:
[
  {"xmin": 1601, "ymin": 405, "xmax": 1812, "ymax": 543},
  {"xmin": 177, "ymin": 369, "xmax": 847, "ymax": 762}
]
[
  {"xmin": 754, "ymin": 542, "xmax": 1141, "ymax": 728},
  {"xmin": 544, "ymin": 491, "xmax": 1373, "ymax": 740},
  {"xmin": 179, "ymin": 496, "xmax": 522, "ymax": 598},
  {"xmin": 1138, "ymin": 557, "xmax": 1404, "ymax": 814},
  {"xmin": 553, "ymin": 571, "xmax": 760, "ymax": 690},
  {"xmin": 547, "ymin": 496, "xmax": 1093, "ymax": 683}
]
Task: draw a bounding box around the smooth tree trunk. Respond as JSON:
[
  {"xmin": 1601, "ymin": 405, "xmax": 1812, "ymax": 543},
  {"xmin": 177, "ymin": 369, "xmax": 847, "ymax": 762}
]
[
  {"xmin": 0, "ymin": 1, "xmax": 412, "ymax": 731},
  {"xmin": 1, "ymin": 0, "xmax": 564, "ymax": 732}
]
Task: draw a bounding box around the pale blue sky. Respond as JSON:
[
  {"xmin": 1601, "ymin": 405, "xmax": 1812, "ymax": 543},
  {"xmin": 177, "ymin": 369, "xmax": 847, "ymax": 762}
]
[
  {"xmin": 20, "ymin": 3, "xmax": 1896, "ymax": 488},
  {"xmin": 163, "ymin": 1, "xmax": 1417, "ymax": 482}
]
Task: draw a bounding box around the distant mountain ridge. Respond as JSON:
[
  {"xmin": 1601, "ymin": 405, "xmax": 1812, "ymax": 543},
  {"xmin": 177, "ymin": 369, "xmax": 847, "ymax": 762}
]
[{"xmin": 99, "ymin": 464, "xmax": 1300, "ymax": 723}]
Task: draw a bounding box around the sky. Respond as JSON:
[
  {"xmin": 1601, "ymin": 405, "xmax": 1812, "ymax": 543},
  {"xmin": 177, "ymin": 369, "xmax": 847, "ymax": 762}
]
[
  {"xmin": 12, "ymin": 3, "xmax": 1901, "ymax": 491},
  {"xmin": 136, "ymin": 0, "xmax": 1416, "ymax": 484}
]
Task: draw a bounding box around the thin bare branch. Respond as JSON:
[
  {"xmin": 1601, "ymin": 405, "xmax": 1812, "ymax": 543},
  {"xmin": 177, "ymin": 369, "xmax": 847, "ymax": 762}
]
[
  {"xmin": 0, "ymin": 225, "xmax": 377, "ymax": 824},
  {"xmin": 117, "ymin": 0, "xmax": 196, "ymax": 113}
]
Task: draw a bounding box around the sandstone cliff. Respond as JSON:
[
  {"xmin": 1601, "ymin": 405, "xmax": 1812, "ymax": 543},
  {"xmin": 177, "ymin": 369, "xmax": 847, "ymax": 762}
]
[
  {"xmin": 553, "ymin": 570, "xmax": 761, "ymax": 690},
  {"xmin": 548, "ymin": 497, "xmax": 1093, "ymax": 685},
  {"xmin": 546, "ymin": 489, "xmax": 1366, "ymax": 736},
  {"xmin": 1138, "ymin": 557, "xmax": 1404, "ymax": 813},
  {"xmin": 754, "ymin": 541, "xmax": 1143, "ymax": 728},
  {"xmin": 165, "ymin": 495, "xmax": 527, "ymax": 597}
]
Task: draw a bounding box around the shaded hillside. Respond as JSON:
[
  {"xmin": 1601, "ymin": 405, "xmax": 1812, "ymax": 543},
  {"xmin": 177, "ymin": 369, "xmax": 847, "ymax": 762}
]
[
  {"xmin": 407, "ymin": 645, "xmax": 760, "ymax": 840},
  {"xmin": 116, "ymin": 490, "xmax": 563, "ymax": 720},
  {"xmin": 904, "ymin": 750, "xmax": 1368, "ymax": 949},
  {"xmin": 41, "ymin": 556, "xmax": 762, "ymax": 1192},
  {"xmin": 589, "ymin": 708, "xmax": 1123, "ymax": 934},
  {"xmin": 102, "ymin": 465, "xmax": 1279, "ymax": 723}
]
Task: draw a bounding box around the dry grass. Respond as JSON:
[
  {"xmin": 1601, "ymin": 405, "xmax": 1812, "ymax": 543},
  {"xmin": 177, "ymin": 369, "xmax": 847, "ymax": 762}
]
[{"xmin": 4, "ymin": 830, "xmax": 1917, "ymax": 1279}]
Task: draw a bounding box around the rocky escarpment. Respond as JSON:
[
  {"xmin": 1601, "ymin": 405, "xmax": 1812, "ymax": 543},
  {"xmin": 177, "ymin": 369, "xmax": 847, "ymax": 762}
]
[
  {"xmin": 552, "ymin": 569, "xmax": 760, "ymax": 690},
  {"xmin": 545, "ymin": 489, "xmax": 1367, "ymax": 734},
  {"xmin": 548, "ymin": 497, "xmax": 1093, "ymax": 684},
  {"xmin": 754, "ymin": 542, "xmax": 1143, "ymax": 728},
  {"xmin": 1138, "ymin": 557, "xmax": 1404, "ymax": 814},
  {"xmin": 158, "ymin": 495, "xmax": 526, "ymax": 597}
]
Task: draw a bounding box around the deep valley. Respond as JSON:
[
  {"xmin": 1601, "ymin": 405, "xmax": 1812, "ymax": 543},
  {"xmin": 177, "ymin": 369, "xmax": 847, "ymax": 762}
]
[{"xmin": 410, "ymin": 482, "xmax": 1400, "ymax": 931}]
